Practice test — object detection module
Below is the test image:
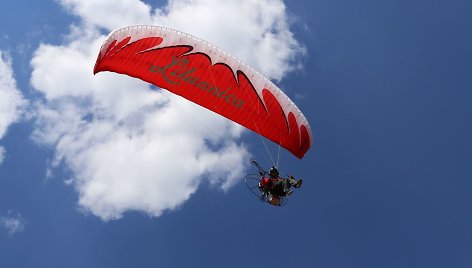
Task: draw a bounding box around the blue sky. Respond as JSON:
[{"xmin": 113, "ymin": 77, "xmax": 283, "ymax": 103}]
[{"xmin": 1, "ymin": 0, "xmax": 472, "ymax": 267}]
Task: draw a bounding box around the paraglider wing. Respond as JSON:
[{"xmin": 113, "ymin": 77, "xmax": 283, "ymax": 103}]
[{"xmin": 94, "ymin": 25, "xmax": 313, "ymax": 158}]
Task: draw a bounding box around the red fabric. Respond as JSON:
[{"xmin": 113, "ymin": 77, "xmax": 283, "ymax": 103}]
[
  {"xmin": 260, "ymin": 177, "xmax": 282, "ymax": 190},
  {"xmin": 94, "ymin": 32, "xmax": 312, "ymax": 158},
  {"xmin": 260, "ymin": 178, "xmax": 272, "ymax": 189}
]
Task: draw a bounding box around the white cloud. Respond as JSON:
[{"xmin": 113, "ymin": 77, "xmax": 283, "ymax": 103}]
[
  {"xmin": 0, "ymin": 51, "xmax": 27, "ymax": 164},
  {"xmin": 57, "ymin": 0, "xmax": 153, "ymax": 30},
  {"xmin": 1, "ymin": 211, "xmax": 25, "ymax": 235},
  {"xmin": 31, "ymin": 0, "xmax": 303, "ymax": 220},
  {"xmin": 152, "ymin": 0, "xmax": 305, "ymax": 80}
]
